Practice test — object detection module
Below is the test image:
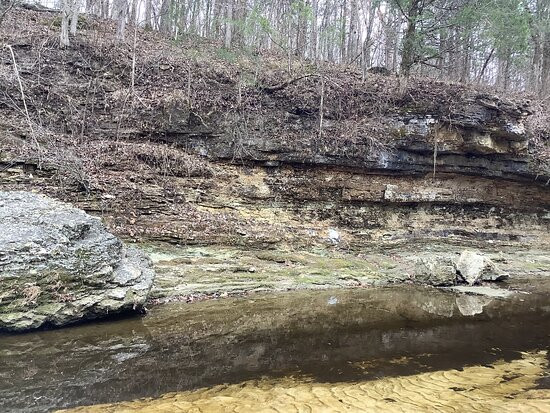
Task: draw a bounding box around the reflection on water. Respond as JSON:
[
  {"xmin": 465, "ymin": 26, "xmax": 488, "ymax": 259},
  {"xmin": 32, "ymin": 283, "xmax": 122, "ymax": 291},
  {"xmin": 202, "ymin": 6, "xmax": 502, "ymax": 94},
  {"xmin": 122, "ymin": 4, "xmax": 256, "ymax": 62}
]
[
  {"xmin": 0, "ymin": 287, "xmax": 549, "ymax": 412},
  {"xmin": 61, "ymin": 351, "xmax": 550, "ymax": 413}
]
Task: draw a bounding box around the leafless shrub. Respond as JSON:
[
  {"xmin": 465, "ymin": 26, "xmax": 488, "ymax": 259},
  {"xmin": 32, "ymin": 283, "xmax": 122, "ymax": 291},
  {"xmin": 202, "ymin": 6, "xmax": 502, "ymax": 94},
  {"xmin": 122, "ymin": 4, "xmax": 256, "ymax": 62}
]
[
  {"xmin": 48, "ymin": 148, "xmax": 93, "ymax": 192},
  {"xmin": 319, "ymin": 117, "xmax": 394, "ymax": 159},
  {"xmin": 103, "ymin": 142, "xmax": 215, "ymax": 178}
]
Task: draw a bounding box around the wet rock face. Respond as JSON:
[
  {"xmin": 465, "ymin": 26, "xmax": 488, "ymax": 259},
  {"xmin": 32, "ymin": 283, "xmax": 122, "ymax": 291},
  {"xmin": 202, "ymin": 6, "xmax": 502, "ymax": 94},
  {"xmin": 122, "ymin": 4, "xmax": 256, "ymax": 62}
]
[{"xmin": 0, "ymin": 191, "xmax": 155, "ymax": 332}]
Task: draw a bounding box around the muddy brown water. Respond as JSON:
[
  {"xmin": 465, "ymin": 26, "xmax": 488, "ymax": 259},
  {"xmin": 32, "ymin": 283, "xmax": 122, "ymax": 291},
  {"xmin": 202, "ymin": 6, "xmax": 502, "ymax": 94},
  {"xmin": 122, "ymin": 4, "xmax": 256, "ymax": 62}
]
[{"xmin": 1, "ymin": 287, "xmax": 549, "ymax": 412}]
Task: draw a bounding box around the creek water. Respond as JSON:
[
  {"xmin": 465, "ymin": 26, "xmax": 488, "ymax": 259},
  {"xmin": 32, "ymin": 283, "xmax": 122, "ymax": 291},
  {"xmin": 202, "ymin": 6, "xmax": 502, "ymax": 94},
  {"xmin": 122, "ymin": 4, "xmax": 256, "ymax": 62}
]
[{"xmin": 1, "ymin": 287, "xmax": 549, "ymax": 412}]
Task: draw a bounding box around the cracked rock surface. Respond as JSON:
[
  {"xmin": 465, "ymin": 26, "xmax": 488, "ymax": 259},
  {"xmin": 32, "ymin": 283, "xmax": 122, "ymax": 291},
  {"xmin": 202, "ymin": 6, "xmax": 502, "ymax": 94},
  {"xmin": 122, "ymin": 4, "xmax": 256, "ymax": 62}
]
[{"xmin": 0, "ymin": 191, "xmax": 155, "ymax": 332}]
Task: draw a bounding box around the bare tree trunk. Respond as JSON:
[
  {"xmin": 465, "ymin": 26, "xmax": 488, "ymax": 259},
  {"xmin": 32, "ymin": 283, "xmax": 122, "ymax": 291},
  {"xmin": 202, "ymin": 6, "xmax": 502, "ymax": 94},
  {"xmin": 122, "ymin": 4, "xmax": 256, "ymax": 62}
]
[
  {"xmin": 70, "ymin": 0, "xmax": 79, "ymax": 36},
  {"xmin": 530, "ymin": 38, "xmax": 542, "ymax": 92},
  {"xmin": 287, "ymin": 10, "xmax": 292, "ymax": 74},
  {"xmin": 129, "ymin": 0, "xmax": 137, "ymax": 25},
  {"xmin": 159, "ymin": 0, "xmax": 172, "ymax": 33},
  {"xmin": 383, "ymin": 12, "xmax": 395, "ymax": 69},
  {"xmin": 296, "ymin": 4, "xmax": 306, "ymax": 58},
  {"xmin": 321, "ymin": 0, "xmax": 334, "ymax": 61},
  {"xmin": 460, "ymin": 33, "xmax": 471, "ymax": 83},
  {"xmin": 85, "ymin": 0, "xmax": 94, "ymax": 14},
  {"xmin": 144, "ymin": 0, "xmax": 152, "ymax": 28},
  {"xmin": 311, "ymin": 0, "xmax": 318, "ymax": 61},
  {"xmin": 541, "ymin": 33, "xmax": 550, "ymax": 98},
  {"xmin": 478, "ymin": 47, "xmax": 494, "ymax": 83},
  {"xmin": 224, "ymin": 0, "xmax": 233, "ymax": 48},
  {"xmin": 446, "ymin": 28, "xmax": 459, "ymax": 80},
  {"xmin": 115, "ymin": 0, "xmax": 128, "ymax": 41},
  {"xmin": 212, "ymin": 0, "xmax": 223, "ymax": 37},
  {"xmin": 361, "ymin": 0, "xmax": 375, "ymax": 74},
  {"xmin": 204, "ymin": 0, "xmax": 213, "ymax": 37},
  {"xmin": 497, "ymin": 52, "xmax": 511, "ymax": 91},
  {"xmin": 340, "ymin": 0, "xmax": 347, "ymax": 62},
  {"xmin": 400, "ymin": 0, "xmax": 420, "ymax": 77},
  {"xmin": 60, "ymin": 0, "xmax": 71, "ymax": 47},
  {"xmin": 189, "ymin": 0, "xmax": 200, "ymax": 35},
  {"xmin": 100, "ymin": 0, "xmax": 109, "ymax": 18},
  {"xmin": 436, "ymin": 28, "xmax": 447, "ymax": 79},
  {"xmin": 232, "ymin": 0, "xmax": 246, "ymax": 47},
  {"xmin": 347, "ymin": 0, "xmax": 358, "ymax": 63}
]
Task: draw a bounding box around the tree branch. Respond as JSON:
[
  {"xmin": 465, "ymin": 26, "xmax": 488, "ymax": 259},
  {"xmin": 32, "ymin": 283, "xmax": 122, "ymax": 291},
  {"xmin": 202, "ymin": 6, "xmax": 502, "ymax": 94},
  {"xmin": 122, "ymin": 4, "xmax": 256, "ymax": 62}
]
[{"xmin": 260, "ymin": 74, "xmax": 320, "ymax": 93}]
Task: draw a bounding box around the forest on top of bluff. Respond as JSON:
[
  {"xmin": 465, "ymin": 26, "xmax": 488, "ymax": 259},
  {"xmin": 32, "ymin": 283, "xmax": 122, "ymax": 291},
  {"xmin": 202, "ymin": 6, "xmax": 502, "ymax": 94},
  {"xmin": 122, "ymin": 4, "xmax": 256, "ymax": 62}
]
[
  {"xmin": 0, "ymin": 1, "xmax": 549, "ymax": 179},
  {"xmin": 4, "ymin": 0, "xmax": 548, "ymax": 98}
]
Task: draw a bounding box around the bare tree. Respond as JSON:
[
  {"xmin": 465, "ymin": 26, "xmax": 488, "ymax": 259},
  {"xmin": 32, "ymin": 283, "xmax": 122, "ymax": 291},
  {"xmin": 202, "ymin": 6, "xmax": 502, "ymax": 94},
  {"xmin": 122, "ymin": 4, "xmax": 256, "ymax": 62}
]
[
  {"xmin": 224, "ymin": 0, "xmax": 233, "ymax": 48},
  {"xmin": 60, "ymin": 0, "xmax": 71, "ymax": 47},
  {"xmin": 70, "ymin": 0, "xmax": 80, "ymax": 36},
  {"xmin": 44, "ymin": 0, "xmax": 550, "ymax": 95},
  {"xmin": 144, "ymin": 0, "xmax": 152, "ymax": 29},
  {"xmin": 114, "ymin": 0, "xmax": 128, "ymax": 41}
]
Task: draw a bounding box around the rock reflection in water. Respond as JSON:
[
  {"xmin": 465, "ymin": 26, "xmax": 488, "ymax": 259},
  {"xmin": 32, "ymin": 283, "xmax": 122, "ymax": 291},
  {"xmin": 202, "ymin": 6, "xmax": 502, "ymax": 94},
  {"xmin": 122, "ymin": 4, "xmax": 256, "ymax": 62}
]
[{"xmin": 1, "ymin": 287, "xmax": 549, "ymax": 412}]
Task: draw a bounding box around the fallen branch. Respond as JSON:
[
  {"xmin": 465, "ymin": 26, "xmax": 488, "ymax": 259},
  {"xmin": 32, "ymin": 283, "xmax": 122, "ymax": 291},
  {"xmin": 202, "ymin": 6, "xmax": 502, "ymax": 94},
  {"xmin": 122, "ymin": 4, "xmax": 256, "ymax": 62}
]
[
  {"xmin": 260, "ymin": 74, "xmax": 320, "ymax": 93},
  {"xmin": 19, "ymin": 2, "xmax": 58, "ymax": 12}
]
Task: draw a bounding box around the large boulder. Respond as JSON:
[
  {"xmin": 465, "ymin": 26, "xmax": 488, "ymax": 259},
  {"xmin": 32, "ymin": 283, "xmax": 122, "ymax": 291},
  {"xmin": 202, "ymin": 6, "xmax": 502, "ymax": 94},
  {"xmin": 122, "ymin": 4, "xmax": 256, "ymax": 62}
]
[
  {"xmin": 0, "ymin": 191, "xmax": 155, "ymax": 332},
  {"xmin": 414, "ymin": 250, "xmax": 508, "ymax": 286},
  {"xmin": 455, "ymin": 250, "xmax": 507, "ymax": 285},
  {"xmin": 414, "ymin": 256, "xmax": 457, "ymax": 286}
]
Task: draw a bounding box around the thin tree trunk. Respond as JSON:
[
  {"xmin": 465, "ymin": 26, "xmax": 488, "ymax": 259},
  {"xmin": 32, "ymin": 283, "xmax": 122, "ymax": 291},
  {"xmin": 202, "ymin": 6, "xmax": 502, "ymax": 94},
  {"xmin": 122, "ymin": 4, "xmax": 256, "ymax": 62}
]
[
  {"xmin": 541, "ymin": 33, "xmax": 550, "ymax": 97},
  {"xmin": 70, "ymin": 0, "xmax": 79, "ymax": 36},
  {"xmin": 400, "ymin": 0, "xmax": 420, "ymax": 77},
  {"xmin": 115, "ymin": 0, "xmax": 128, "ymax": 41},
  {"xmin": 144, "ymin": 0, "xmax": 152, "ymax": 28},
  {"xmin": 129, "ymin": 0, "xmax": 137, "ymax": 25},
  {"xmin": 100, "ymin": 0, "xmax": 109, "ymax": 18},
  {"xmin": 311, "ymin": 0, "xmax": 318, "ymax": 61},
  {"xmin": 340, "ymin": 0, "xmax": 347, "ymax": 62},
  {"xmin": 159, "ymin": 0, "xmax": 172, "ymax": 33},
  {"xmin": 224, "ymin": 0, "xmax": 233, "ymax": 48},
  {"xmin": 478, "ymin": 47, "xmax": 494, "ymax": 83},
  {"xmin": 347, "ymin": 0, "xmax": 358, "ymax": 64},
  {"xmin": 60, "ymin": 0, "xmax": 71, "ymax": 47},
  {"xmin": 460, "ymin": 33, "xmax": 471, "ymax": 83}
]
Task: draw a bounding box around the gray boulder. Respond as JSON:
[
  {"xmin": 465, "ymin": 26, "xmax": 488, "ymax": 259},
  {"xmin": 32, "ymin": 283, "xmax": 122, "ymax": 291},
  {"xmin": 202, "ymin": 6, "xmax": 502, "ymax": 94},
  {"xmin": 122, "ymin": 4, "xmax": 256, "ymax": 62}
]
[
  {"xmin": 0, "ymin": 191, "xmax": 155, "ymax": 332},
  {"xmin": 414, "ymin": 256, "xmax": 457, "ymax": 286},
  {"xmin": 455, "ymin": 250, "xmax": 507, "ymax": 285}
]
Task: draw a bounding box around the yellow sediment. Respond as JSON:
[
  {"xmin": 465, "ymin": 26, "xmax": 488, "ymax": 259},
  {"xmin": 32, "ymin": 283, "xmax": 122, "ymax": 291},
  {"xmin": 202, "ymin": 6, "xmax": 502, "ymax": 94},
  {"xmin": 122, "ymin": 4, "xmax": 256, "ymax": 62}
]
[{"xmin": 59, "ymin": 351, "xmax": 550, "ymax": 413}]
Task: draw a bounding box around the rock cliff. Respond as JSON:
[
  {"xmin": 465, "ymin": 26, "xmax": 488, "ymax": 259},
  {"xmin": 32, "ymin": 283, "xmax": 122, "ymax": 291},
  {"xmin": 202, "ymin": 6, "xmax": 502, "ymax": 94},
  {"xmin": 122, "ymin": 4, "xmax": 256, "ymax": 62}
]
[{"xmin": 0, "ymin": 8, "xmax": 549, "ymax": 251}]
